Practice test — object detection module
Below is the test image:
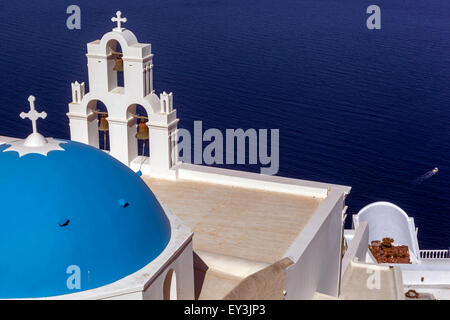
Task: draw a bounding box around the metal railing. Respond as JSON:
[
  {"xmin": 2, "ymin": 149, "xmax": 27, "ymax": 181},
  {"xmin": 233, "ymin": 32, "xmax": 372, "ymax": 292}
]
[{"xmin": 420, "ymin": 249, "xmax": 450, "ymax": 259}]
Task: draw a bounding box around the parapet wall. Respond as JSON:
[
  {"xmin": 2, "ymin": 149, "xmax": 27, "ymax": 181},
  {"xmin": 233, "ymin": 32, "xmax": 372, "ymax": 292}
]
[{"xmin": 284, "ymin": 190, "xmax": 346, "ymax": 299}]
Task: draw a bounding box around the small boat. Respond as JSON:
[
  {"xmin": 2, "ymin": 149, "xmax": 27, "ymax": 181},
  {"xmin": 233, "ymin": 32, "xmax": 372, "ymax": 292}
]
[{"xmin": 433, "ymin": 167, "xmax": 439, "ymax": 174}]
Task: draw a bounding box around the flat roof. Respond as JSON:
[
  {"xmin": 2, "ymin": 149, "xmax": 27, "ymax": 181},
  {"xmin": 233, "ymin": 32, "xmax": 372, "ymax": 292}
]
[
  {"xmin": 337, "ymin": 262, "xmax": 404, "ymax": 300},
  {"xmin": 144, "ymin": 177, "xmax": 323, "ymax": 265},
  {"xmin": 194, "ymin": 267, "xmax": 242, "ymax": 300}
]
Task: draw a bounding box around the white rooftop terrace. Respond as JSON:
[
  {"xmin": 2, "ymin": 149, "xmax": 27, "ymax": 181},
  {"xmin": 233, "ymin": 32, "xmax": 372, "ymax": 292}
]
[
  {"xmin": 143, "ymin": 162, "xmax": 351, "ymax": 299},
  {"xmin": 145, "ymin": 163, "xmax": 349, "ymax": 265}
]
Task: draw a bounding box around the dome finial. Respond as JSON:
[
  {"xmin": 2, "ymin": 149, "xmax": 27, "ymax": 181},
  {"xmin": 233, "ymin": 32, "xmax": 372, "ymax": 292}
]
[
  {"xmin": 21, "ymin": 95, "xmax": 48, "ymax": 147},
  {"xmin": 21, "ymin": 96, "xmax": 47, "ymax": 134},
  {"xmin": 2, "ymin": 96, "xmax": 67, "ymax": 156}
]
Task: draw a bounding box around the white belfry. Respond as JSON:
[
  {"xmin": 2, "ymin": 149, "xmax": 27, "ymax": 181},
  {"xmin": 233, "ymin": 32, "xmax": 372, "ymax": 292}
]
[
  {"xmin": 21, "ymin": 95, "xmax": 47, "ymax": 135},
  {"xmin": 111, "ymin": 11, "xmax": 127, "ymax": 32},
  {"xmin": 68, "ymin": 12, "xmax": 179, "ymax": 178}
]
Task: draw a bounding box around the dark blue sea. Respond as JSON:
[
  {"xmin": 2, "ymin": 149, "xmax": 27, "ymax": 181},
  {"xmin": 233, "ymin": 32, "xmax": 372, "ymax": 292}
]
[{"xmin": 1, "ymin": 0, "xmax": 449, "ymax": 249}]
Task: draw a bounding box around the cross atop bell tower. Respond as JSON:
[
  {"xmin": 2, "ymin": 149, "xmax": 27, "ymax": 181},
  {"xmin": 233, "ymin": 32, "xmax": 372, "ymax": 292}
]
[{"xmin": 111, "ymin": 11, "xmax": 127, "ymax": 32}]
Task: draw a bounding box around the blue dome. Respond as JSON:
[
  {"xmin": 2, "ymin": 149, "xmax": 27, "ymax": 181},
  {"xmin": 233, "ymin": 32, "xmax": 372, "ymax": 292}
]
[{"xmin": 0, "ymin": 140, "xmax": 171, "ymax": 298}]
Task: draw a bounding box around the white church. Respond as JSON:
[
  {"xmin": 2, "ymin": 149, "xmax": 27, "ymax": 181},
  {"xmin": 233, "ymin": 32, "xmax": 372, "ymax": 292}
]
[{"xmin": 1, "ymin": 12, "xmax": 449, "ymax": 300}]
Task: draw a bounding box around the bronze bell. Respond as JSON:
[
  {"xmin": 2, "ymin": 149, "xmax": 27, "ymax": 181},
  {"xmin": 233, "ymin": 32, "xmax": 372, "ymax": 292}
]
[
  {"xmin": 99, "ymin": 114, "xmax": 109, "ymax": 132},
  {"xmin": 135, "ymin": 120, "xmax": 149, "ymax": 140},
  {"xmin": 113, "ymin": 55, "xmax": 124, "ymax": 72}
]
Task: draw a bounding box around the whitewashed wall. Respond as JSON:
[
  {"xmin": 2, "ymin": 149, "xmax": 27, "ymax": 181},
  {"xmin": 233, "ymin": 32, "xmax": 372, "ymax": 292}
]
[
  {"xmin": 341, "ymin": 222, "xmax": 369, "ymax": 274},
  {"xmin": 400, "ymin": 264, "xmax": 450, "ymax": 286},
  {"xmin": 284, "ymin": 190, "xmax": 346, "ymax": 299},
  {"xmin": 142, "ymin": 241, "xmax": 195, "ymax": 300}
]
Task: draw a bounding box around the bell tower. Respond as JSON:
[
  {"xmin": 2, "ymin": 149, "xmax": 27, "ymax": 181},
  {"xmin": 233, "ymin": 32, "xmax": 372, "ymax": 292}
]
[
  {"xmin": 67, "ymin": 11, "xmax": 178, "ymax": 179},
  {"xmin": 84, "ymin": 11, "xmax": 153, "ymax": 97}
]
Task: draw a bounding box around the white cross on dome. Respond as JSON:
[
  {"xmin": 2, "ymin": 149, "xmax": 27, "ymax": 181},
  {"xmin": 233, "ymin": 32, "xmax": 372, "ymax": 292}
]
[
  {"xmin": 20, "ymin": 95, "xmax": 47, "ymax": 135},
  {"xmin": 2, "ymin": 95, "xmax": 67, "ymax": 156}
]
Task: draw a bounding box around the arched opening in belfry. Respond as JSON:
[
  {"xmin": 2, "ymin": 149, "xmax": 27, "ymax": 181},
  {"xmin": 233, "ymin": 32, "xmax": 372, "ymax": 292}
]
[
  {"xmin": 163, "ymin": 269, "xmax": 177, "ymax": 300},
  {"xmin": 91, "ymin": 100, "xmax": 110, "ymax": 151},
  {"xmin": 128, "ymin": 104, "xmax": 150, "ymax": 157},
  {"xmin": 106, "ymin": 40, "xmax": 125, "ymax": 91}
]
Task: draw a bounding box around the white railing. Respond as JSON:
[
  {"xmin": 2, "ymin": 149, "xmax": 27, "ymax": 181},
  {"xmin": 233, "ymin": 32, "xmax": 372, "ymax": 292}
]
[{"xmin": 420, "ymin": 249, "xmax": 450, "ymax": 259}]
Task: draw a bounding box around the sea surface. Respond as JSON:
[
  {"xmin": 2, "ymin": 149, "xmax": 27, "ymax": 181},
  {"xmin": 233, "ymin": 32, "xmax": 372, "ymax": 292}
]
[{"xmin": 0, "ymin": 0, "xmax": 449, "ymax": 249}]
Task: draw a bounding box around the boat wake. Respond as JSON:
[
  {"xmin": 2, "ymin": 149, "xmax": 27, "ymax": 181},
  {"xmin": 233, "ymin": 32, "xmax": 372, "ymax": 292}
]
[{"xmin": 413, "ymin": 168, "xmax": 439, "ymax": 185}]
